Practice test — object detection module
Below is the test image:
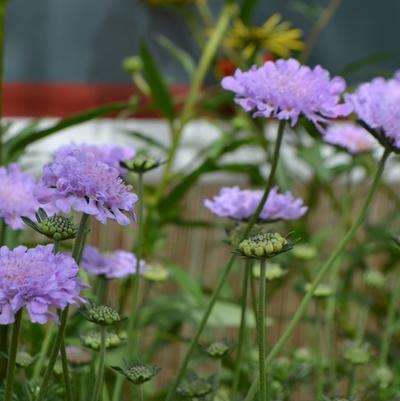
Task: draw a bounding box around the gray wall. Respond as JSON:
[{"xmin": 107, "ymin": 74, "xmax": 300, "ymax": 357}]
[{"xmin": 5, "ymin": 0, "xmax": 399, "ymax": 84}]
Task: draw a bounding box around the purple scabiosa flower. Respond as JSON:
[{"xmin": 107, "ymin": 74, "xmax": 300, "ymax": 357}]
[
  {"xmin": 346, "ymin": 77, "xmax": 400, "ymax": 150},
  {"xmin": 0, "ymin": 164, "xmax": 42, "ymax": 230},
  {"xmin": 395, "ymin": 71, "xmax": 400, "ymax": 81},
  {"xmin": 324, "ymin": 122, "xmax": 376, "ymax": 154},
  {"xmin": 35, "ymin": 148, "xmax": 137, "ymax": 225},
  {"xmin": 221, "ymin": 58, "xmax": 352, "ymax": 129},
  {"xmin": 81, "ymin": 246, "xmax": 145, "ymax": 279},
  {"xmin": 204, "ymin": 186, "xmax": 307, "ymax": 222},
  {"xmin": 55, "ymin": 143, "xmax": 135, "ymax": 175},
  {"xmin": 0, "ymin": 245, "xmax": 85, "ymax": 324}
]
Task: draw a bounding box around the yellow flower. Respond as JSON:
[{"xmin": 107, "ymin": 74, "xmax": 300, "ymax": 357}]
[{"xmin": 224, "ymin": 14, "xmax": 304, "ymax": 59}]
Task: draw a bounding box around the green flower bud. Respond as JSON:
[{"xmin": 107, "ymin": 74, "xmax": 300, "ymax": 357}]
[
  {"xmin": 374, "ymin": 366, "xmax": 394, "ymax": 389},
  {"xmin": 53, "ymin": 360, "xmax": 63, "ymax": 376},
  {"xmin": 304, "ymin": 283, "xmax": 333, "ymax": 299},
  {"xmin": 203, "ymin": 340, "xmax": 232, "ymax": 359},
  {"xmin": 253, "ymin": 262, "xmax": 286, "ymax": 281},
  {"xmin": 292, "ymin": 244, "xmax": 317, "ymax": 260},
  {"xmin": 16, "ymin": 351, "xmax": 34, "ymax": 368},
  {"xmin": 177, "ymin": 374, "xmax": 213, "ymax": 399},
  {"xmin": 82, "ymin": 304, "xmax": 125, "ymax": 326},
  {"xmin": 142, "ymin": 263, "xmax": 169, "ymax": 283},
  {"xmin": 293, "ymin": 347, "xmax": 312, "ymax": 363},
  {"xmin": 237, "ymin": 232, "xmax": 291, "ymax": 259},
  {"xmin": 22, "ymin": 208, "xmax": 79, "ymax": 241},
  {"xmin": 121, "ymin": 154, "xmax": 161, "ymax": 174},
  {"xmin": 363, "ymin": 270, "xmax": 386, "ymax": 289},
  {"xmin": 122, "ymin": 56, "xmax": 143, "ymax": 74},
  {"xmin": 82, "ymin": 331, "xmax": 122, "ymax": 351},
  {"xmin": 344, "ymin": 344, "xmax": 370, "ymax": 365},
  {"xmin": 112, "ymin": 363, "xmax": 161, "ymax": 385}
]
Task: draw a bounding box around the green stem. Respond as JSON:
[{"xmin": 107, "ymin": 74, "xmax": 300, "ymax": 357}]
[
  {"xmin": 4, "ymin": 309, "xmax": 22, "ymax": 401},
  {"xmin": 347, "ymin": 367, "xmax": 356, "ymax": 398},
  {"xmin": 32, "ymin": 325, "xmax": 55, "ymax": 383},
  {"xmin": 36, "ymin": 214, "xmax": 90, "ymax": 401},
  {"xmin": 138, "ymin": 385, "xmax": 144, "ymax": 401},
  {"xmin": 165, "ymin": 121, "xmax": 286, "ymax": 401},
  {"xmin": 315, "ymin": 302, "xmax": 324, "ymax": 401},
  {"xmin": 0, "ymin": 219, "xmax": 8, "ymax": 381},
  {"xmin": 232, "ymin": 263, "xmax": 250, "ymax": 399},
  {"xmin": 60, "ymin": 337, "xmax": 73, "ymax": 401},
  {"xmin": 258, "ymin": 260, "xmax": 267, "ymax": 401},
  {"xmin": 379, "ymin": 269, "xmax": 400, "ymax": 366},
  {"xmin": 213, "ymin": 359, "xmax": 222, "ymax": 401},
  {"xmin": 250, "ymin": 270, "xmax": 260, "ymax": 336},
  {"xmin": 92, "ymin": 326, "xmax": 107, "ymax": 401},
  {"xmin": 113, "ymin": 173, "xmax": 144, "ymax": 401},
  {"xmin": 244, "ymin": 147, "xmax": 391, "ymax": 401}
]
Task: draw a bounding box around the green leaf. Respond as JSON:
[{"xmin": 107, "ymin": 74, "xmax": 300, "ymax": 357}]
[
  {"xmin": 4, "ymin": 102, "xmax": 127, "ymax": 163},
  {"xmin": 156, "ymin": 35, "xmax": 196, "ymax": 79},
  {"xmin": 140, "ymin": 41, "xmax": 175, "ymax": 121},
  {"xmin": 165, "ymin": 262, "xmax": 204, "ymax": 305},
  {"xmin": 123, "ymin": 130, "xmax": 168, "ymax": 151},
  {"xmin": 298, "ymin": 143, "xmax": 331, "ymax": 184},
  {"xmin": 240, "ymin": 0, "xmax": 257, "ymax": 22}
]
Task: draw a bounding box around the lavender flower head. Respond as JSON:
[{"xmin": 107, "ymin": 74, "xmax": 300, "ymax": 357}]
[
  {"xmin": 82, "ymin": 245, "xmax": 145, "ymax": 279},
  {"xmin": 346, "ymin": 77, "xmax": 400, "ymax": 150},
  {"xmin": 35, "ymin": 147, "xmax": 137, "ymax": 225},
  {"xmin": 324, "ymin": 122, "xmax": 376, "ymax": 154},
  {"xmin": 222, "ymin": 58, "xmax": 352, "ymax": 129},
  {"xmin": 0, "ymin": 164, "xmax": 42, "ymax": 230},
  {"xmin": 204, "ymin": 186, "xmax": 307, "ymax": 222},
  {"xmin": 55, "ymin": 143, "xmax": 135, "ymax": 175},
  {"xmin": 0, "ymin": 245, "xmax": 84, "ymax": 324}
]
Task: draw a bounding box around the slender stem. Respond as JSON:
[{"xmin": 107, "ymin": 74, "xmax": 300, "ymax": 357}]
[
  {"xmin": 213, "ymin": 359, "xmax": 222, "ymax": 401},
  {"xmin": 60, "ymin": 337, "xmax": 73, "ymax": 401},
  {"xmin": 232, "ymin": 264, "xmax": 250, "ymax": 399},
  {"xmin": 138, "ymin": 385, "xmax": 144, "ymax": 401},
  {"xmin": 257, "ymin": 260, "xmax": 267, "ymax": 401},
  {"xmin": 53, "ymin": 240, "xmax": 60, "ymax": 253},
  {"xmin": 32, "ymin": 325, "xmax": 55, "ymax": 382},
  {"xmin": 347, "ymin": 367, "xmax": 356, "ymax": 398},
  {"xmin": 37, "ymin": 214, "xmax": 90, "ymax": 401},
  {"xmin": 250, "ymin": 271, "xmax": 260, "ymax": 336},
  {"xmin": 4, "ymin": 309, "xmax": 22, "ymax": 401},
  {"xmin": 315, "ymin": 302, "xmax": 324, "ymax": 401},
  {"xmin": 244, "ymin": 147, "xmax": 391, "ymax": 401},
  {"xmin": 379, "ymin": 270, "xmax": 400, "ymax": 366},
  {"xmin": 113, "ymin": 173, "xmax": 144, "ymax": 401},
  {"xmin": 165, "ymin": 121, "xmax": 286, "ymax": 401},
  {"xmin": 92, "ymin": 326, "xmax": 107, "ymax": 401},
  {"xmin": 0, "ymin": 219, "xmax": 8, "ymax": 381},
  {"xmin": 300, "ymin": 0, "xmax": 342, "ymax": 63}
]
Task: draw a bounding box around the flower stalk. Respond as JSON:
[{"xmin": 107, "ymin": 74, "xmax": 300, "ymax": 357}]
[
  {"xmin": 36, "ymin": 213, "xmax": 90, "ymax": 401},
  {"xmin": 165, "ymin": 120, "xmax": 286, "ymax": 401},
  {"xmin": 257, "ymin": 259, "xmax": 267, "ymax": 401},
  {"xmin": 244, "ymin": 147, "xmax": 391, "ymax": 401},
  {"xmin": 4, "ymin": 309, "xmax": 22, "ymax": 401},
  {"xmin": 92, "ymin": 326, "xmax": 107, "ymax": 401}
]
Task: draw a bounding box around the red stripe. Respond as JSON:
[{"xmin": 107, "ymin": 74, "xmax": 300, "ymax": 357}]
[{"xmin": 3, "ymin": 82, "xmax": 189, "ymax": 118}]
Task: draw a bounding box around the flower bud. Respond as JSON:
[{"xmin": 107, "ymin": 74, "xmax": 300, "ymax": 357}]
[
  {"xmin": 237, "ymin": 232, "xmax": 291, "ymax": 259},
  {"xmin": 304, "ymin": 283, "xmax": 333, "ymax": 299},
  {"xmin": 177, "ymin": 374, "xmax": 213, "ymax": 399},
  {"xmin": 82, "ymin": 304, "xmax": 125, "ymax": 326},
  {"xmin": 122, "ymin": 56, "xmax": 143, "ymax": 74},
  {"xmin": 253, "ymin": 262, "xmax": 286, "ymax": 281},
  {"xmin": 121, "ymin": 154, "xmax": 162, "ymax": 174},
  {"xmin": 203, "ymin": 340, "xmax": 232, "ymax": 359},
  {"xmin": 142, "ymin": 263, "xmax": 169, "ymax": 283},
  {"xmin": 363, "ymin": 270, "xmax": 386, "ymax": 289},
  {"xmin": 344, "ymin": 343, "xmax": 370, "ymax": 365},
  {"xmin": 373, "ymin": 366, "xmax": 394, "ymax": 389},
  {"xmin": 65, "ymin": 346, "xmax": 92, "ymax": 367},
  {"xmin": 82, "ymin": 331, "xmax": 122, "ymax": 351},
  {"xmin": 112, "ymin": 363, "xmax": 161, "ymax": 385},
  {"xmin": 16, "ymin": 351, "xmax": 34, "ymax": 368},
  {"xmin": 22, "ymin": 208, "xmax": 79, "ymax": 241}
]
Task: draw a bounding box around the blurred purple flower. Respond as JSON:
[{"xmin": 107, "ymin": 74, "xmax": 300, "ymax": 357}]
[
  {"xmin": 204, "ymin": 186, "xmax": 307, "ymax": 222},
  {"xmin": 82, "ymin": 245, "xmax": 145, "ymax": 279},
  {"xmin": 0, "ymin": 164, "xmax": 42, "ymax": 230},
  {"xmin": 35, "ymin": 148, "xmax": 137, "ymax": 225},
  {"xmin": 221, "ymin": 58, "xmax": 352, "ymax": 129},
  {"xmin": 324, "ymin": 122, "xmax": 376, "ymax": 154},
  {"xmin": 55, "ymin": 143, "xmax": 135, "ymax": 175},
  {"xmin": 395, "ymin": 71, "xmax": 400, "ymax": 81},
  {"xmin": 346, "ymin": 77, "xmax": 400, "ymax": 150},
  {"xmin": 0, "ymin": 245, "xmax": 85, "ymax": 324}
]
